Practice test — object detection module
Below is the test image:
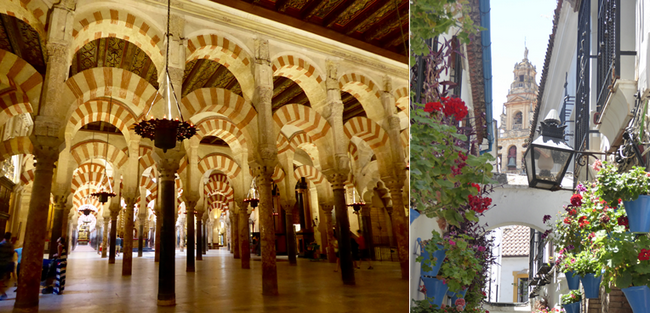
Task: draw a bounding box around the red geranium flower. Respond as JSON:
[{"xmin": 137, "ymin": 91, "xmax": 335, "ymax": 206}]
[
  {"xmin": 639, "ymin": 248, "xmax": 650, "ymax": 261},
  {"xmin": 441, "ymin": 97, "xmax": 469, "ymax": 120},
  {"xmin": 618, "ymin": 216, "xmax": 629, "ymax": 227},
  {"xmin": 569, "ymin": 209, "xmax": 577, "ymax": 216},
  {"xmin": 564, "ymin": 217, "xmax": 572, "ymax": 224},
  {"xmin": 424, "ymin": 101, "xmax": 443, "ymax": 113},
  {"xmin": 570, "ymin": 194, "xmax": 583, "ymax": 207},
  {"xmin": 578, "ymin": 216, "xmax": 590, "ymax": 228}
]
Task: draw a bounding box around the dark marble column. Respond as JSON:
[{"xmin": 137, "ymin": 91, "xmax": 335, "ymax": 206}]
[
  {"xmin": 109, "ymin": 209, "xmax": 118, "ymax": 264},
  {"xmin": 284, "ymin": 200, "xmax": 297, "ymax": 265},
  {"xmin": 386, "ymin": 179, "xmax": 408, "ymax": 279},
  {"xmin": 122, "ymin": 197, "xmax": 136, "ymax": 275},
  {"xmin": 154, "ymin": 206, "xmax": 161, "ymax": 263},
  {"xmin": 321, "ymin": 204, "xmax": 337, "ymax": 263},
  {"xmin": 101, "ymin": 218, "xmax": 109, "ymax": 258},
  {"xmin": 14, "ymin": 137, "xmax": 60, "ymax": 313},
  {"xmin": 330, "ymin": 173, "xmax": 355, "ymax": 285},
  {"xmin": 231, "ymin": 210, "xmax": 239, "ymax": 259},
  {"xmin": 186, "ymin": 200, "xmax": 196, "ymax": 271},
  {"xmin": 258, "ymin": 167, "xmax": 278, "ymax": 295},
  {"xmin": 239, "ymin": 202, "xmax": 251, "ymax": 269},
  {"xmin": 196, "ymin": 211, "xmax": 203, "ymax": 261},
  {"xmin": 48, "ymin": 195, "xmax": 67, "ymax": 258}
]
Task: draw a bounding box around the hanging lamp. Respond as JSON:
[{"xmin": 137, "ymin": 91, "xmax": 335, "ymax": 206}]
[
  {"xmin": 243, "ymin": 178, "xmax": 260, "ymax": 208},
  {"xmin": 348, "ymin": 188, "xmax": 365, "ymax": 213},
  {"xmin": 133, "ymin": 0, "xmax": 195, "ymax": 152},
  {"xmin": 91, "ymin": 97, "xmax": 117, "ymax": 204}
]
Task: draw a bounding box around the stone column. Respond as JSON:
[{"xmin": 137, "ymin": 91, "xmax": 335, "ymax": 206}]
[
  {"xmin": 108, "ymin": 208, "xmax": 119, "ymax": 264},
  {"xmin": 284, "ymin": 199, "xmax": 297, "ymax": 265},
  {"xmin": 238, "ymin": 201, "xmax": 251, "ymax": 269},
  {"xmin": 102, "ymin": 218, "xmax": 109, "ymax": 258},
  {"xmin": 385, "ymin": 179, "xmax": 408, "ymax": 279},
  {"xmin": 153, "ymin": 148, "xmax": 184, "ymax": 306},
  {"xmin": 48, "ymin": 194, "xmax": 68, "ymax": 258},
  {"xmin": 138, "ymin": 214, "xmax": 145, "ymax": 257},
  {"xmin": 231, "ymin": 209, "xmax": 239, "ymax": 259},
  {"xmin": 154, "ymin": 207, "xmax": 161, "ymax": 263},
  {"xmin": 202, "ymin": 214, "xmax": 208, "ymax": 254},
  {"xmin": 256, "ymin": 166, "xmax": 278, "ymax": 294},
  {"xmin": 60, "ymin": 204, "xmax": 72, "ymax": 249},
  {"xmin": 361, "ymin": 206, "xmax": 375, "ymax": 260},
  {"xmin": 14, "ymin": 136, "xmax": 61, "ymax": 313},
  {"xmin": 330, "ymin": 173, "xmax": 355, "ymax": 285},
  {"xmin": 321, "ymin": 204, "xmax": 336, "ymax": 263},
  {"xmin": 122, "ymin": 197, "xmax": 137, "ymax": 275},
  {"xmin": 196, "ymin": 209, "xmax": 203, "ymax": 261},
  {"xmin": 186, "ymin": 199, "xmax": 197, "ymax": 271}
]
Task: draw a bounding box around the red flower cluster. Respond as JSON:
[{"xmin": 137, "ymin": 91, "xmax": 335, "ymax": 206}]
[
  {"xmin": 564, "ymin": 217, "xmax": 572, "ymax": 224},
  {"xmin": 639, "ymin": 248, "xmax": 650, "ymax": 261},
  {"xmin": 600, "ymin": 214, "xmax": 610, "ymax": 224},
  {"xmin": 452, "ymin": 152, "xmax": 468, "ymax": 175},
  {"xmin": 423, "ymin": 97, "xmax": 469, "ymax": 120},
  {"xmin": 568, "ymin": 209, "xmax": 577, "ymax": 216},
  {"xmin": 424, "ymin": 101, "xmax": 443, "ymax": 113},
  {"xmin": 468, "ymin": 194, "xmax": 492, "ymax": 214},
  {"xmin": 570, "ymin": 194, "xmax": 583, "ymax": 207},
  {"xmin": 441, "ymin": 97, "xmax": 469, "ymax": 120},
  {"xmin": 618, "ymin": 216, "xmax": 629, "ymax": 228},
  {"xmin": 578, "ymin": 216, "xmax": 590, "ymax": 228}
]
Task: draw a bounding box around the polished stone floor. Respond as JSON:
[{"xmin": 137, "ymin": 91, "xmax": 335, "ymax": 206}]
[{"xmin": 0, "ymin": 245, "xmax": 407, "ymax": 312}]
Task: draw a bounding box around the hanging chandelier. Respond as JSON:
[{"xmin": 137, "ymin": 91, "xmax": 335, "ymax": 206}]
[
  {"xmin": 91, "ymin": 97, "xmax": 117, "ymax": 204},
  {"xmin": 243, "ymin": 178, "xmax": 260, "ymax": 208},
  {"xmin": 133, "ymin": 0, "xmax": 195, "ymax": 152},
  {"xmin": 348, "ymin": 188, "xmax": 365, "ymax": 213}
]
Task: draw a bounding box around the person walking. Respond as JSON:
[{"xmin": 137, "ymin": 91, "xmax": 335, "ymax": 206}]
[
  {"xmin": 0, "ymin": 232, "xmax": 14, "ymax": 300},
  {"xmin": 356, "ymin": 230, "xmax": 373, "ymax": 269},
  {"xmin": 52, "ymin": 237, "xmax": 67, "ymax": 295}
]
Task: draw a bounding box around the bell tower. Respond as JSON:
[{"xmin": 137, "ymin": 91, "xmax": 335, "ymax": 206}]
[{"xmin": 498, "ymin": 47, "xmax": 539, "ymax": 173}]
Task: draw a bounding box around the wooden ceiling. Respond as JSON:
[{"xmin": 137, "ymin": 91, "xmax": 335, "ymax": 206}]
[
  {"xmin": 70, "ymin": 38, "xmax": 159, "ymax": 89},
  {"xmin": 0, "ymin": 14, "xmax": 46, "ymax": 74},
  {"xmin": 182, "ymin": 59, "xmax": 243, "ymax": 98},
  {"xmin": 210, "ymin": 0, "xmax": 408, "ymax": 62}
]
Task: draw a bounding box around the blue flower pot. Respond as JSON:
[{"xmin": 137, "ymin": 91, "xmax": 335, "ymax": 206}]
[
  {"xmin": 580, "ymin": 273, "xmax": 602, "ymax": 299},
  {"xmin": 410, "ymin": 208, "xmax": 420, "ymax": 224},
  {"xmin": 562, "ymin": 302, "xmax": 581, "ymax": 313},
  {"xmin": 623, "ymin": 195, "xmax": 650, "ymax": 233},
  {"xmin": 565, "ymin": 271, "xmax": 580, "ymax": 290},
  {"xmin": 621, "ymin": 285, "xmax": 650, "ymax": 313},
  {"xmin": 417, "ymin": 238, "xmax": 446, "ymax": 277},
  {"xmin": 450, "ymin": 288, "xmax": 467, "ymax": 308},
  {"xmin": 422, "ymin": 276, "xmax": 448, "ymax": 307}
]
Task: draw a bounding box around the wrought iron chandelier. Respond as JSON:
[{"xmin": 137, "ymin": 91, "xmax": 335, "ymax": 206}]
[
  {"xmin": 133, "ymin": 0, "xmax": 195, "ymax": 152},
  {"xmin": 348, "ymin": 187, "xmax": 365, "ymax": 213},
  {"xmin": 91, "ymin": 97, "xmax": 117, "ymax": 203},
  {"xmin": 243, "ymin": 178, "xmax": 260, "ymax": 208}
]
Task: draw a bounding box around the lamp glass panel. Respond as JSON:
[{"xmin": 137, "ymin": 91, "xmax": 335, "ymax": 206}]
[
  {"xmin": 532, "ymin": 146, "xmax": 571, "ymax": 183},
  {"xmin": 524, "ymin": 147, "xmax": 534, "ymax": 184}
]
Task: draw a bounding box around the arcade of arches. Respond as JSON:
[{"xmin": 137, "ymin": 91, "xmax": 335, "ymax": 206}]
[{"xmin": 0, "ymin": 0, "xmax": 409, "ymax": 311}]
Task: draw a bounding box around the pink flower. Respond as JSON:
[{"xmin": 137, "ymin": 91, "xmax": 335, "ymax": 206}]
[
  {"xmin": 455, "ymin": 298, "xmax": 466, "ymax": 306},
  {"xmin": 592, "ymin": 159, "xmax": 602, "ymax": 171},
  {"xmin": 457, "ymin": 305, "xmax": 464, "ymax": 311},
  {"xmin": 449, "ymin": 240, "xmax": 456, "ymax": 246},
  {"xmin": 441, "ymin": 304, "xmax": 446, "ymax": 309}
]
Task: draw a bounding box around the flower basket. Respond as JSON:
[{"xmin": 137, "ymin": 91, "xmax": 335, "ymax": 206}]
[
  {"xmin": 449, "ymin": 288, "xmax": 467, "ymax": 308},
  {"xmin": 580, "ymin": 274, "xmax": 602, "ymax": 299},
  {"xmin": 417, "ymin": 238, "xmax": 446, "ymax": 277},
  {"xmin": 565, "ymin": 271, "xmax": 580, "ymax": 290},
  {"xmin": 421, "ymin": 276, "xmax": 448, "ymax": 306},
  {"xmin": 621, "ymin": 285, "xmax": 650, "ymax": 313},
  {"xmin": 562, "ymin": 302, "xmax": 581, "ymax": 313},
  {"xmin": 623, "ymin": 195, "xmax": 650, "ymax": 233}
]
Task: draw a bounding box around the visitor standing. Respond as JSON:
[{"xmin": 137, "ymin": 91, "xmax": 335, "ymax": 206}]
[
  {"xmin": 52, "ymin": 237, "xmax": 67, "ymax": 295},
  {"xmin": 0, "ymin": 232, "xmax": 14, "ymax": 300},
  {"xmin": 356, "ymin": 230, "xmax": 373, "ymax": 269}
]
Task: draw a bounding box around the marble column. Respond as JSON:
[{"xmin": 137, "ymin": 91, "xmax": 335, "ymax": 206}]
[
  {"xmin": 202, "ymin": 214, "xmax": 208, "ymax": 254},
  {"xmin": 122, "ymin": 197, "xmax": 136, "ymax": 275},
  {"xmin": 186, "ymin": 200, "xmax": 197, "ymax": 271},
  {"xmin": 154, "ymin": 148, "xmax": 184, "ymax": 306},
  {"xmin": 284, "ymin": 200, "xmax": 297, "ymax": 265},
  {"xmin": 196, "ymin": 209, "xmax": 203, "ymax": 261},
  {"xmin": 257, "ymin": 167, "xmax": 278, "ymax": 294},
  {"xmin": 321, "ymin": 204, "xmax": 337, "ymax": 263},
  {"xmin": 231, "ymin": 210, "xmax": 239, "ymax": 259},
  {"xmin": 138, "ymin": 215, "xmax": 145, "ymax": 257},
  {"xmin": 48, "ymin": 194, "xmax": 67, "ymax": 258},
  {"xmin": 330, "ymin": 173, "xmax": 355, "ymax": 285},
  {"xmin": 238, "ymin": 202, "xmax": 251, "ymax": 269},
  {"xmin": 60, "ymin": 205, "xmax": 72, "ymax": 249},
  {"xmin": 361, "ymin": 206, "xmax": 375, "ymax": 260},
  {"xmin": 14, "ymin": 136, "xmax": 61, "ymax": 313},
  {"xmin": 108, "ymin": 208, "xmax": 119, "ymax": 264},
  {"xmin": 386, "ymin": 179, "xmax": 408, "ymax": 279},
  {"xmin": 102, "ymin": 218, "xmax": 109, "ymax": 258},
  {"xmin": 154, "ymin": 208, "xmax": 161, "ymax": 263}
]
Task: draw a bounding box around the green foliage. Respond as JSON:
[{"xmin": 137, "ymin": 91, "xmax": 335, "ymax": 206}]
[
  {"xmin": 411, "ymin": 300, "xmax": 488, "ymax": 313},
  {"xmin": 594, "ymin": 230, "xmax": 650, "ymax": 291},
  {"xmin": 570, "ymin": 250, "xmax": 602, "ymax": 276},
  {"xmin": 560, "ymin": 290, "xmax": 582, "ymax": 305},
  {"xmin": 595, "ymin": 163, "xmax": 650, "ymax": 207}
]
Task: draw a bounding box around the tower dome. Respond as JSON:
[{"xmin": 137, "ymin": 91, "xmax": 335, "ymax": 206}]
[{"xmin": 509, "ymin": 47, "xmax": 539, "ymax": 97}]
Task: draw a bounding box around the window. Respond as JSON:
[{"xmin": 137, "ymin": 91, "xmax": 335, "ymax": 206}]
[
  {"xmin": 507, "ymin": 146, "xmax": 517, "ymax": 170},
  {"xmin": 513, "ymin": 112, "xmax": 523, "ymax": 127},
  {"xmin": 516, "ymin": 277, "xmax": 528, "ymax": 302},
  {"xmin": 519, "ymin": 75, "xmax": 524, "ymax": 82}
]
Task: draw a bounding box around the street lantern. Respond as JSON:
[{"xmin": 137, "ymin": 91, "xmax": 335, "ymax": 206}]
[{"xmin": 524, "ymin": 110, "xmax": 575, "ymax": 191}]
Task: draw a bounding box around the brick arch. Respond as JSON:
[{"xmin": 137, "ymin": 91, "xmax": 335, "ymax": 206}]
[
  {"xmin": 339, "ymin": 72, "xmax": 385, "ymax": 123},
  {"xmin": 70, "ymin": 140, "xmax": 129, "ymax": 170},
  {"xmin": 394, "ymin": 86, "xmax": 408, "ymax": 113},
  {"xmin": 293, "ymin": 165, "xmax": 330, "ymax": 201},
  {"xmin": 20, "ymin": 168, "xmax": 34, "ymax": 185},
  {"xmin": 139, "ymin": 145, "xmax": 155, "ymax": 170},
  {"xmin": 73, "ymin": 188, "xmax": 102, "ymax": 211},
  {"xmin": 343, "ymin": 116, "xmax": 390, "ymax": 151},
  {"xmin": 204, "ymin": 174, "xmax": 234, "ymax": 202},
  {"xmin": 272, "ymin": 104, "xmax": 331, "ymax": 142},
  {"xmin": 271, "ymin": 54, "xmax": 327, "ymax": 115},
  {"xmin": 62, "ymin": 67, "xmax": 162, "ymax": 123},
  {"xmin": 289, "ymin": 132, "xmax": 320, "ymax": 168},
  {"xmin": 71, "ymin": 7, "xmax": 164, "ymax": 73},
  {"xmin": 181, "ymin": 88, "xmax": 256, "ymax": 132},
  {"xmin": 198, "ymin": 153, "xmax": 241, "ymax": 180},
  {"xmin": 0, "ymin": 136, "xmax": 33, "ymax": 162},
  {"xmin": 276, "ymin": 133, "xmax": 293, "ymax": 155},
  {"xmin": 348, "ymin": 141, "xmax": 359, "ymax": 161},
  {"xmin": 66, "ymin": 98, "xmax": 136, "ymax": 142},
  {"xmin": 185, "ymin": 33, "xmax": 254, "ymax": 101},
  {"xmin": 272, "ymin": 165, "xmax": 285, "ymax": 184},
  {"xmin": 70, "ymin": 170, "xmax": 113, "ymax": 195},
  {"xmin": 0, "ymin": 0, "xmax": 48, "ymax": 38},
  {"xmin": 0, "ymin": 50, "xmax": 42, "ymax": 120},
  {"xmin": 195, "ymin": 116, "xmax": 247, "ymax": 153},
  {"xmin": 207, "ymin": 193, "xmax": 229, "ymax": 211}
]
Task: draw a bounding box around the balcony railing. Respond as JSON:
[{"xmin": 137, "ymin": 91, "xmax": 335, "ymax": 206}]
[{"xmin": 596, "ymin": 0, "xmax": 620, "ymax": 113}]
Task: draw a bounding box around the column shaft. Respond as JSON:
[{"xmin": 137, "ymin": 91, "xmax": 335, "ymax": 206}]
[
  {"xmin": 322, "ymin": 206, "xmax": 336, "ymax": 263},
  {"xmin": 259, "ymin": 172, "xmax": 278, "ymax": 295},
  {"xmin": 158, "ymin": 175, "xmax": 176, "ymax": 305},
  {"xmin": 186, "ymin": 204, "xmax": 195, "ymax": 271},
  {"xmin": 285, "ymin": 205, "xmax": 297, "ymax": 265},
  {"xmin": 14, "ymin": 152, "xmax": 57, "ymax": 312},
  {"xmin": 232, "ymin": 212, "xmax": 239, "ymax": 259},
  {"xmin": 102, "ymin": 219, "xmax": 109, "ymax": 258},
  {"xmin": 109, "ymin": 213, "xmax": 118, "ymax": 264},
  {"xmin": 239, "ymin": 207, "xmax": 250, "ymax": 269},
  {"xmin": 122, "ymin": 198, "xmax": 136, "ymax": 275},
  {"xmin": 196, "ymin": 217, "xmax": 203, "ymax": 261},
  {"xmin": 388, "ymin": 184, "xmax": 408, "ymax": 279},
  {"xmin": 48, "ymin": 204, "xmax": 64, "ymax": 258},
  {"xmin": 333, "ymin": 187, "xmax": 355, "ymax": 285},
  {"xmin": 138, "ymin": 222, "xmax": 144, "ymax": 257}
]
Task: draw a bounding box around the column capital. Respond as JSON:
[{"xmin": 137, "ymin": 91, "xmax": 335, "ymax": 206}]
[
  {"xmin": 325, "ymin": 170, "xmax": 349, "ymax": 190},
  {"xmin": 254, "ymin": 37, "xmax": 270, "ymax": 64},
  {"xmin": 319, "ymin": 203, "xmax": 334, "ymax": 214},
  {"xmin": 153, "ymin": 146, "xmax": 185, "ymax": 180},
  {"xmin": 123, "ymin": 196, "xmax": 138, "ymax": 208},
  {"xmin": 53, "ymin": 192, "xmax": 69, "ymax": 209},
  {"xmin": 383, "ymin": 175, "xmax": 405, "ymax": 192},
  {"xmin": 325, "ymin": 59, "xmax": 339, "ymax": 90}
]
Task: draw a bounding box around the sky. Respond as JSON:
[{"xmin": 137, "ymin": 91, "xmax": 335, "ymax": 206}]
[{"xmin": 489, "ymin": 0, "xmax": 559, "ymax": 126}]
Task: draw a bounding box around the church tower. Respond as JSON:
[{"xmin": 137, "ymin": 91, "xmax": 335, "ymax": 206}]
[{"xmin": 499, "ymin": 48, "xmax": 539, "ymax": 173}]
